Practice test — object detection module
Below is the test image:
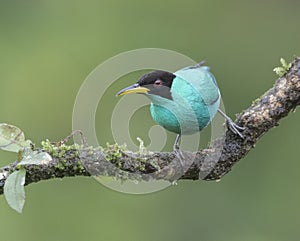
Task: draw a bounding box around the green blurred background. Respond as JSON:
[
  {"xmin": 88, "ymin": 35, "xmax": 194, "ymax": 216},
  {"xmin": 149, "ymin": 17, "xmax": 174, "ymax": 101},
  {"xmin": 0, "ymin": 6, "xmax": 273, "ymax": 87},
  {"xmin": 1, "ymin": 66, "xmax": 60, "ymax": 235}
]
[{"xmin": 0, "ymin": 0, "xmax": 299, "ymax": 240}]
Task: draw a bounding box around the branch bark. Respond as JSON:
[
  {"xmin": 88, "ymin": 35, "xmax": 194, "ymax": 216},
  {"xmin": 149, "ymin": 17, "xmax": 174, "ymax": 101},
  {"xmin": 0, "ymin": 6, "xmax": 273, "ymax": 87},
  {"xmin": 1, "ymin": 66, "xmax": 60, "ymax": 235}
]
[{"xmin": 0, "ymin": 57, "xmax": 299, "ymax": 195}]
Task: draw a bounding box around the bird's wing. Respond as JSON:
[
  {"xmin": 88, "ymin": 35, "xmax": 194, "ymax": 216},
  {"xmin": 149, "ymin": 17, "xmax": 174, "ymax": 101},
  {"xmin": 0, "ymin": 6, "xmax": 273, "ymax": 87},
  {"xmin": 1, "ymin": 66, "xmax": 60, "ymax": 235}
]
[{"xmin": 174, "ymin": 65, "xmax": 220, "ymax": 106}]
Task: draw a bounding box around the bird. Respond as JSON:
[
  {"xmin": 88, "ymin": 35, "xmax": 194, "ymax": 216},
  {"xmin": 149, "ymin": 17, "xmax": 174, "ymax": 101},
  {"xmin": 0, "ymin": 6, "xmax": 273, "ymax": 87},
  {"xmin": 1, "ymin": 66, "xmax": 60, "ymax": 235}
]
[{"xmin": 116, "ymin": 62, "xmax": 244, "ymax": 157}]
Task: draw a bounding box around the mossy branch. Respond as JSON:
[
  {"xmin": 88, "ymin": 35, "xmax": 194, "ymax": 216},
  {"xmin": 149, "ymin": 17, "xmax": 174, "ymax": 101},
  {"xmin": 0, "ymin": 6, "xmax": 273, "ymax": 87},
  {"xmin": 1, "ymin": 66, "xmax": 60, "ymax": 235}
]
[{"xmin": 0, "ymin": 57, "xmax": 299, "ymax": 195}]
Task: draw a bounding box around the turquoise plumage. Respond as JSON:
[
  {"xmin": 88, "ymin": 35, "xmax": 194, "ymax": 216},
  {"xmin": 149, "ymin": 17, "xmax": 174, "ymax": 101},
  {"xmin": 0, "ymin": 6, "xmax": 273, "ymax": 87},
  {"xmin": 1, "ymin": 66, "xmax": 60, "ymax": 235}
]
[{"xmin": 148, "ymin": 66, "xmax": 220, "ymax": 134}]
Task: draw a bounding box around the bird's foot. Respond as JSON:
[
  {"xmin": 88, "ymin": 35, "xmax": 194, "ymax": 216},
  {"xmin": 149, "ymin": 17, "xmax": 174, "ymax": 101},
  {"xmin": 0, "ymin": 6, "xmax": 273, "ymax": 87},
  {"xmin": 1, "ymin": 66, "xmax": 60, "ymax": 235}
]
[
  {"xmin": 217, "ymin": 109, "xmax": 245, "ymax": 138},
  {"xmin": 226, "ymin": 120, "xmax": 245, "ymax": 139},
  {"xmin": 173, "ymin": 134, "xmax": 185, "ymax": 169},
  {"xmin": 173, "ymin": 148, "xmax": 185, "ymax": 170}
]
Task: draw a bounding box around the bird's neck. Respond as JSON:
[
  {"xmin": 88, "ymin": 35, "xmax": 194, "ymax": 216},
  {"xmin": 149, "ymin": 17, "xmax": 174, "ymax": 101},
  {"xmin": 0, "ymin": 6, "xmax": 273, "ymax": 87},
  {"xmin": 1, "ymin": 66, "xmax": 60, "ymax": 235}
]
[{"xmin": 146, "ymin": 93, "xmax": 173, "ymax": 106}]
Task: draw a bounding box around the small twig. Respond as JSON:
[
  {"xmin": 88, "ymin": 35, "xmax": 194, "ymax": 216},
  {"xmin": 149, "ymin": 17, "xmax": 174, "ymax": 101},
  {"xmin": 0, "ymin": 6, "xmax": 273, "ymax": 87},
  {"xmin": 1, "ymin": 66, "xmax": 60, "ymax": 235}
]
[{"xmin": 51, "ymin": 130, "xmax": 87, "ymax": 147}]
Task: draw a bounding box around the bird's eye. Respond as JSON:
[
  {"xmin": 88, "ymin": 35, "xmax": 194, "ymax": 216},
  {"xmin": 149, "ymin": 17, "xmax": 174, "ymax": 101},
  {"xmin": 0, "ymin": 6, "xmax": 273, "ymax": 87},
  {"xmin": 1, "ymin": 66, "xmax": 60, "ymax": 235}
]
[{"xmin": 153, "ymin": 79, "xmax": 163, "ymax": 87}]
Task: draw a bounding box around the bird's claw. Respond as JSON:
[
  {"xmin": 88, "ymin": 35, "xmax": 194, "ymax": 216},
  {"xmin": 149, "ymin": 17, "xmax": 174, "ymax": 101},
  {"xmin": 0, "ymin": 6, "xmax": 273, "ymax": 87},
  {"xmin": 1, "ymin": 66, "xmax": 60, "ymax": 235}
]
[
  {"xmin": 226, "ymin": 120, "xmax": 245, "ymax": 139},
  {"xmin": 173, "ymin": 134, "xmax": 185, "ymax": 168},
  {"xmin": 173, "ymin": 148, "xmax": 185, "ymax": 169},
  {"xmin": 218, "ymin": 109, "xmax": 245, "ymax": 139}
]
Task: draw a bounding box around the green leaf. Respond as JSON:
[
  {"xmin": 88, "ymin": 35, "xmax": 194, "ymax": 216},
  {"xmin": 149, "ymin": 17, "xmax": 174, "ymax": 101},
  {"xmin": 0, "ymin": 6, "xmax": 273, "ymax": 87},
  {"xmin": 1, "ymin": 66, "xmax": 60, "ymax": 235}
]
[
  {"xmin": 273, "ymin": 67, "xmax": 286, "ymax": 77},
  {"xmin": 0, "ymin": 123, "xmax": 31, "ymax": 152},
  {"xmin": 18, "ymin": 149, "xmax": 52, "ymax": 166},
  {"xmin": 273, "ymin": 58, "xmax": 292, "ymax": 77},
  {"xmin": 280, "ymin": 58, "xmax": 291, "ymax": 69},
  {"xmin": 4, "ymin": 169, "xmax": 26, "ymax": 213}
]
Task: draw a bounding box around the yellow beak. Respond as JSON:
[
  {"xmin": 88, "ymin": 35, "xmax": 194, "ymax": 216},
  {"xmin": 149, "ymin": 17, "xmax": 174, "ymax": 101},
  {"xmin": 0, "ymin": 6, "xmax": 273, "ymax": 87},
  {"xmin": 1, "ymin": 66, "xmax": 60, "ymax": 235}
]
[{"xmin": 116, "ymin": 84, "xmax": 149, "ymax": 96}]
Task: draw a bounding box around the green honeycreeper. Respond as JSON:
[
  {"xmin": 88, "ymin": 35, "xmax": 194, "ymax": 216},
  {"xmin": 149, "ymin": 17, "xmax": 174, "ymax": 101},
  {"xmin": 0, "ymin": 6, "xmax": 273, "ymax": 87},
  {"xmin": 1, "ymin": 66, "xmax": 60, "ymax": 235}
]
[{"xmin": 117, "ymin": 63, "xmax": 244, "ymax": 153}]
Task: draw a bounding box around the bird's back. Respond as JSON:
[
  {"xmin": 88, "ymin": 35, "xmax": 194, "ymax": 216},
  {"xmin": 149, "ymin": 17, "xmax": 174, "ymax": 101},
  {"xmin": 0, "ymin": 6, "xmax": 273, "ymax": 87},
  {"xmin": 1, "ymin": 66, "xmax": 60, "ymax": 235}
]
[{"xmin": 174, "ymin": 65, "xmax": 220, "ymax": 112}]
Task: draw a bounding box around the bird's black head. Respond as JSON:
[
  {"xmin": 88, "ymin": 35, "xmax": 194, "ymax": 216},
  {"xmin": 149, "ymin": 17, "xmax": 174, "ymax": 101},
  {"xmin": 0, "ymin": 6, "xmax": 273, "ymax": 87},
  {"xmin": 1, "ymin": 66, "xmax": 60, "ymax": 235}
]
[
  {"xmin": 117, "ymin": 70, "xmax": 175, "ymax": 100},
  {"xmin": 137, "ymin": 70, "xmax": 175, "ymax": 100}
]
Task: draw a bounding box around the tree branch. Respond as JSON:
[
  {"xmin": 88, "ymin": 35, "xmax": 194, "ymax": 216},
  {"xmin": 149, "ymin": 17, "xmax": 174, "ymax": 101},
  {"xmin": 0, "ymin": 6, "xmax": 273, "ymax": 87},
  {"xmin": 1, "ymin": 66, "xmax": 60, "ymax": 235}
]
[{"xmin": 0, "ymin": 57, "xmax": 299, "ymax": 195}]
